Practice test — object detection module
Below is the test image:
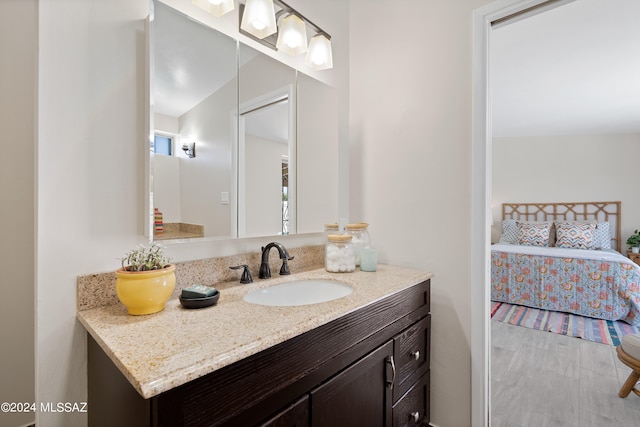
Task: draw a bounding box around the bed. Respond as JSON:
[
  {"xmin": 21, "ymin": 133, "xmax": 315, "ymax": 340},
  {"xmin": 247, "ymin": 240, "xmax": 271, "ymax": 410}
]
[{"xmin": 491, "ymin": 201, "xmax": 640, "ymax": 326}]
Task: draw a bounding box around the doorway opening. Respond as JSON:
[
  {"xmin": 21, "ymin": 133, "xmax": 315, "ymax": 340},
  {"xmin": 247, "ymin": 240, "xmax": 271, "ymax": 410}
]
[
  {"xmin": 238, "ymin": 85, "xmax": 295, "ymax": 238},
  {"xmin": 472, "ymin": 1, "xmax": 578, "ymax": 425}
]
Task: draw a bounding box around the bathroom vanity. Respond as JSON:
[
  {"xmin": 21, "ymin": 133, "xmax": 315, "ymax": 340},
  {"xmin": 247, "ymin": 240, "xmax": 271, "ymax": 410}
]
[{"xmin": 78, "ymin": 265, "xmax": 431, "ymax": 426}]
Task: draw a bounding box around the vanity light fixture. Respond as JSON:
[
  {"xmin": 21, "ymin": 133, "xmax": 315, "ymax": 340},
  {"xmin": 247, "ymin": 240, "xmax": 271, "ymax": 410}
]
[
  {"xmin": 276, "ymin": 14, "xmax": 307, "ymax": 56},
  {"xmin": 305, "ymin": 33, "xmax": 333, "ymax": 70},
  {"xmin": 240, "ymin": 0, "xmax": 278, "ymax": 39},
  {"xmin": 192, "ymin": 0, "xmax": 235, "ymax": 17},
  {"xmin": 239, "ymin": 0, "xmax": 333, "ymax": 69},
  {"xmin": 182, "ymin": 142, "xmax": 196, "ymax": 158}
]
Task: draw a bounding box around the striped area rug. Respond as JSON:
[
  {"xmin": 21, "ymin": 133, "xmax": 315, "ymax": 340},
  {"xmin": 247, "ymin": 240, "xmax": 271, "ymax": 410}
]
[{"xmin": 491, "ymin": 302, "xmax": 640, "ymax": 346}]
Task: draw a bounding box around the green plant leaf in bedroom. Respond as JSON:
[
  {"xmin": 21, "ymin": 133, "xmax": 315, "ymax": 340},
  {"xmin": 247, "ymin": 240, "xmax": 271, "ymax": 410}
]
[{"xmin": 626, "ymin": 230, "xmax": 640, "ymax": 248}]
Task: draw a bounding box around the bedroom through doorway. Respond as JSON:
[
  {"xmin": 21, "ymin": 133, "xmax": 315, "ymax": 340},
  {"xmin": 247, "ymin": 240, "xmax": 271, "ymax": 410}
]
[{"xmin": 485, "ymin": 0, "xmax": 640, "ymax": 425}]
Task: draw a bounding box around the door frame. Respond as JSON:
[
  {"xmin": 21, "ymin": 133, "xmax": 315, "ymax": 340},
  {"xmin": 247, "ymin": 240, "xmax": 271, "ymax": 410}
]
[
  {"xmin": 237, "ymin": 84, "xmax": 296, "ymax": 237},
  {"xmin": 471, "ymin": 1, "xmax": 559, "ymax": 425}
]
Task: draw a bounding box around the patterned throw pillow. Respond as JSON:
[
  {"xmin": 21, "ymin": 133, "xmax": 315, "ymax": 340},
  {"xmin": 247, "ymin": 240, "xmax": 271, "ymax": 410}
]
[
  {"xmin": 499, "ymin": 219, "xmax": 518, "ymax": 244},
  {"xmin": 516, "ymin": 221, "xmax": 552, "ymax": 247},
  {"xmin": 555, "ymin": 222, "xmax": 596, "ymax": 250},
  {"xmin": 593, "ymin": 222, "xmax": 611, "ymax": 249}
]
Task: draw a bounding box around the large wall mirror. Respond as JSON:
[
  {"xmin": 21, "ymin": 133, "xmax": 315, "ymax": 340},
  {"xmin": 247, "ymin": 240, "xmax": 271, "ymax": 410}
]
[{"xmin": 149, "ymin": 1, "xmax": 339, "ymax": 242}]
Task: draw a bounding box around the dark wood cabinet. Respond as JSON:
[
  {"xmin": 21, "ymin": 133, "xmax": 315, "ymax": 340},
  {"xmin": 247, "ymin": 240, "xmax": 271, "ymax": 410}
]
[
  {"xmin": 393, "ymin": 316, "xmax": 430, "ymax": 403},
  {"xmin": 88, "ymin": 279, "xmax": 431, "ymax": 427},
  {"xmin": 258, "ymin": 395, "xmax": 309, "ymax": 427},
  {"xmin": 310, "ymin": 340, "xmax": 394, "ymax": 427},
  {"xmin": 393, "ymin": 372, "xmax": 429, "ymax": 427}
]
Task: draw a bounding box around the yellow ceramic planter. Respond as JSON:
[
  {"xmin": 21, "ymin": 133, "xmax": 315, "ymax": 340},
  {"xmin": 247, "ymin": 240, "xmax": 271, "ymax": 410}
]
[{"xmin": 115, "ymin": 265, "xmax": 176, "ymax": 315}]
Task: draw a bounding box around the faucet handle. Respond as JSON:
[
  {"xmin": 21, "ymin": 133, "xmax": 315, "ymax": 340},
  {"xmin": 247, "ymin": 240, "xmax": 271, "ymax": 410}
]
[
  {"xmin": 279, "ymin": 259, "xmax": 291, "ymax": 275},
  {"xmin": 229, "ymin": 265, "xmax": 253, "ymax": 284}
]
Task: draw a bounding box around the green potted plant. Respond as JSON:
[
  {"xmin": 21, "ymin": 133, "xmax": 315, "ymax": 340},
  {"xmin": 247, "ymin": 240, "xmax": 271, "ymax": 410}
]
[
  {"xmin": 115, "ymin": 242, "xmax": 176, "ymax": 315},
  {"xmin": 626, "ymin": 230, "xmax": 640, "ymax": 254}
]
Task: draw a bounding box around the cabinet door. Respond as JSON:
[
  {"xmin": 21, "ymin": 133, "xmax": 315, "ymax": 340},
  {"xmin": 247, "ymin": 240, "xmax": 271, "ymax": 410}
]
[
  {"xmin": 310, "ymin": 340, "xmax": 393, "ymax": 427},
  {"xmin": 258, "ymin": 395, "xmax": 309, "ymax": 427}
]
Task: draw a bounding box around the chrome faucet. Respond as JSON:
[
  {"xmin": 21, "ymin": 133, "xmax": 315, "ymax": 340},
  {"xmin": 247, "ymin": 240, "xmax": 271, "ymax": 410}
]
[{"xmin": 259, "ymin": 242, "xmax": 294, "ymax": 279}]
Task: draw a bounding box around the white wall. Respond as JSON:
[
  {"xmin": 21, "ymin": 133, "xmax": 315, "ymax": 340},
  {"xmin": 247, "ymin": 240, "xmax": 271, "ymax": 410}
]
[
  {"xmin": 153, "ymin": 114, "xmax": 182, "ymax": 224},
  {"xmin": 297, "ymin": 75, "xmax": 340, "ymax": 232},
  {"xmin": 492, "ymin": 133, "xmax": 640, "ymax": 246},
  {"xmin": 154, "ymin": 112, "xmax": 179, "ymax": 135},
  {"xmin": 153, "ymin": 154, "xmax": 181, "ymax": 223},
  {"xmin": 244, "ymin": 135, "xmax": 287, "ymax": 237},
  {"xmin": 37, "ymin": 1, "xmax": 149, "ymax": 425},
  {"xmin": 179, "ymin": 77, "xmax": 236, "ymax": 237},
  {"xmin": 0, "ymin": 1, "xmax": 36, "ymax": 426},
  {"xmin": 349, "ymin": 0, "xmax": 491, "ymax": 425}
]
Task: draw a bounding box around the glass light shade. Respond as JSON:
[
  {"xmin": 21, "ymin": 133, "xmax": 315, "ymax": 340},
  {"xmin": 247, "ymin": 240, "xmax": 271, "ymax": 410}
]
[
  {"xmin": 240, "ymin": 0, "xmax": 277, "ymax": 39},
  {"xmin": 305, "ymin": 34, "xmax": 333, "ymax": 70},
  {"xmin": 192, "ymin": 0, "xmax": 234, "ymax": 17},
  {"xmin": 276, "ymin": 14, "xmax": 307, "ymax": 56}
]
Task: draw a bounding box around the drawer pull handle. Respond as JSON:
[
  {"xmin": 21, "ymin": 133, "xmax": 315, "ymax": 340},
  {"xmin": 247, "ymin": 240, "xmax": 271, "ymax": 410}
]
[
  {"xmin": 386, "ymin": 356, "xmax": 396, "ymax": 389},
  {"xmin": 411, "ymin": 350, "xmax": 420, "ymax": 361},
  {"xmin": 411, "ymin": 411, "xmax": 420, "ymax": 423}
]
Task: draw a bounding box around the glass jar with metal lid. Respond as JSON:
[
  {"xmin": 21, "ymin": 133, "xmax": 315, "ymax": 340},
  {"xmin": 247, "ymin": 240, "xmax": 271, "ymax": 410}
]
[
  {"xmin": 325, "ymin": 234, "xmax": 356, "ymax": 273},
  {"xmin": 345, "ymin": 223, "xmax": 370, "ymax": 266}
]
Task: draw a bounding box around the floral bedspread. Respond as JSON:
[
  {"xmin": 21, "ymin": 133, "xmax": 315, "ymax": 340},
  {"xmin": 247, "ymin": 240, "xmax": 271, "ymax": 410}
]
[{"xmin": 491, "ymin": 244, "xmax": 640, "ymax": 325}]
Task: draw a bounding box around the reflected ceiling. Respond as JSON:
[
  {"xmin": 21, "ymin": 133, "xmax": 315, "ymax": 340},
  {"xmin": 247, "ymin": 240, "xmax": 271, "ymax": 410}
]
[{"xmin": 154, "ymin": 4, "xmax": 257, "ymax": 117}]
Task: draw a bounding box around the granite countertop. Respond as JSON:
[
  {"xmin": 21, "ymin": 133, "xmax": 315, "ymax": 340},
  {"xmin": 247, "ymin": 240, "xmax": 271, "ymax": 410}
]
[{"xmin": 77, "ymin": 264, "xmax": 432, "ymax": 399}]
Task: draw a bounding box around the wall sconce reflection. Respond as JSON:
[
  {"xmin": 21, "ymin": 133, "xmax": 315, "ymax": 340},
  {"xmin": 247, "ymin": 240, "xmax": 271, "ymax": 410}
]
[{"xmin": 182, "ymin": 142, "xmax": 196, "ymax": 158}]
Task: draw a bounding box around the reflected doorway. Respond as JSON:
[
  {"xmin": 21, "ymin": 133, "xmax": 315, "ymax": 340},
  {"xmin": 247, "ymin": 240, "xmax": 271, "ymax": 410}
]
[{"xmin": 238, "ymin": 86, "xmax": 295, "ymax": 238}]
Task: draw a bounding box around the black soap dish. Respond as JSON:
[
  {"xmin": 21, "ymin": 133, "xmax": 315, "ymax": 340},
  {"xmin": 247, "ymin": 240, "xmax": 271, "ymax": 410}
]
[{"xmin": 179, "ymin": 289, "xmax": 220, "ymax": 309}]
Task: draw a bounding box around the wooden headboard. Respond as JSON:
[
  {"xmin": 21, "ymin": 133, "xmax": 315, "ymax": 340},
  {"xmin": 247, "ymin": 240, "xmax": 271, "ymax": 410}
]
[{"xmin": 502, "ymin": 201, "xmax": 622, "ymax": 252}]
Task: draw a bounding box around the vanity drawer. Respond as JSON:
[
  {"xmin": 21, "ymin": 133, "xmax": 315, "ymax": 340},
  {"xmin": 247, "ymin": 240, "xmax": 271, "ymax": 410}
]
[
  {"xmin": 392, "ymin": 371, "xmax": 429, "ymax": 427},
  {"xmin": 393, "ymin": 315, "xmax": 430, "ymax": 401}
]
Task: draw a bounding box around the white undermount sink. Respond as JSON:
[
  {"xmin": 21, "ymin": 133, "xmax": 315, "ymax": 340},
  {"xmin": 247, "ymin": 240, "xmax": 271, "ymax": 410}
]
[{"xmin": 243, "ymin": 279, "xmax": 353, "ymax": 307}]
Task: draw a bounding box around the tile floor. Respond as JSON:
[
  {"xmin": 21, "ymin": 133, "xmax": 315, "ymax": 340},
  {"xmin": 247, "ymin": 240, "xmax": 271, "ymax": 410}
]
[{"xmin": 491, "ymin": 320, "xmax": 640, "ymax": 426}]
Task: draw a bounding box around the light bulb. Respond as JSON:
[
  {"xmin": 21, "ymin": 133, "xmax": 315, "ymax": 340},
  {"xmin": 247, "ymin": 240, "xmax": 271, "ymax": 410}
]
[
  {"xmin": 305, "ymin": 34, "xmax": 333, "ymax": 70},
  {"xmin": 193, "ymin": 0, "xmax": 234, "ymax": 17},
  {"xmin": 240, "ymin": 0, "xmax": 277, "ymax": 39},
  {"xmin": 276, "ymin": 14, "xmax": 307, "ymax": 56}
]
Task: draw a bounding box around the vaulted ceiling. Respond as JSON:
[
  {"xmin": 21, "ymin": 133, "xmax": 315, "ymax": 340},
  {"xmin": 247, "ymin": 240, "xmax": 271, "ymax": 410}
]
[{"xmin": 491, "ymin": 0, "xmax": 640, "ymax": 138}]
